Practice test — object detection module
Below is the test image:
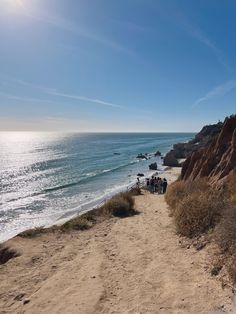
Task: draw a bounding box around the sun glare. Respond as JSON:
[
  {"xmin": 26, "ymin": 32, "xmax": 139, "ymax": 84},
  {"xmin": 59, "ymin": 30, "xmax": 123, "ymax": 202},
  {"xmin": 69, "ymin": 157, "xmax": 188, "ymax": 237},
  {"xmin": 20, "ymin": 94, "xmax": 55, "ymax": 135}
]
[{"xmin": 1, "ymin": 0, "xmax": 26, "ymax": 10}]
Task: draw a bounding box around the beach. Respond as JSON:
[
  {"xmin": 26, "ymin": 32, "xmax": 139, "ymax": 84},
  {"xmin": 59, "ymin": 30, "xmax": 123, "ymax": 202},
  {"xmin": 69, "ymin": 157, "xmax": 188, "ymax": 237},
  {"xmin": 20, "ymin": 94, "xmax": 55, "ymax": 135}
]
[
  {"xmin": 0, "ymin": 132, "xmax": 193, "ymax": 243},
  {"xmin": 1, "ymin": 166, "xmax": 235, "ymax": 314}
]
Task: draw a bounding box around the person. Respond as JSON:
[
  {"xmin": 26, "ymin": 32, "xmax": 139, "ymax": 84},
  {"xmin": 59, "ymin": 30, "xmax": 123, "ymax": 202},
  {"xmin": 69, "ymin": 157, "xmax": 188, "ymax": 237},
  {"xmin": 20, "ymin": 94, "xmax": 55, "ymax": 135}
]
[
  {"xmin": 150, "ymin": 176, "xmax": 155, "ymax": 193},
  {"xmin": 157, "ymin": 177, "xmax": 163, "ymax": 194},
  {"xmin": 162, "ymin": 178, "xmax": 168, "ymax": 194},
  {"xmin": 136, "ymin": 177, "xmax": 140, "ymax": 188},
  {"xmin": 154, "ymin": 177, "xmax": 158, "ymax": 193}
]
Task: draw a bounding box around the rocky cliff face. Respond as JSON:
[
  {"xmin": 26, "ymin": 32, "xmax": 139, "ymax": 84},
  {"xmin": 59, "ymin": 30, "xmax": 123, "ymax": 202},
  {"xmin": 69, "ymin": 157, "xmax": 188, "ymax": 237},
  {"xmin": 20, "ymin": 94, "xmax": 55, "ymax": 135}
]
[
  {"xmin": 163, "ymin": 121, "xmax": 223, "ymax": 167},
  {"xmin": 181, "ymin": 115, "xmax": 236, "ymax": 184}
]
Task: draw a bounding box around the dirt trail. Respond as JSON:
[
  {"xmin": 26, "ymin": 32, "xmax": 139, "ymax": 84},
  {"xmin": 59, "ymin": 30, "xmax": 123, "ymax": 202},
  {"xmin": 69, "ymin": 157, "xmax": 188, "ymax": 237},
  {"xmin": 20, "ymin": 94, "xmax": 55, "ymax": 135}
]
[{"xmin": 0, "ymin": 169, "xmax": 235, "ymax": 314}]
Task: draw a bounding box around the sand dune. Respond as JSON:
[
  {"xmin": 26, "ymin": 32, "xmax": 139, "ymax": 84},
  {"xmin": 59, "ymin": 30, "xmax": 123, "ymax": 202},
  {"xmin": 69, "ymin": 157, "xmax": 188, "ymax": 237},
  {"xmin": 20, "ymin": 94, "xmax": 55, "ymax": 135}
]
[{"xmin": 0, "ymin": 168, "xmax": 235, "ymax": 314}]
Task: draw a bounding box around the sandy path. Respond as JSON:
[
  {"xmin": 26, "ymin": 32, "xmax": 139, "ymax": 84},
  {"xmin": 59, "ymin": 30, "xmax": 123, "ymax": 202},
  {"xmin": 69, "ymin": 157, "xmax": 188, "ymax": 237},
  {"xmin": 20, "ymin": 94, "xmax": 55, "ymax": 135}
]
[{"xmin": 0, "ymin": 169, "xmax": 235, "ymax": 314}]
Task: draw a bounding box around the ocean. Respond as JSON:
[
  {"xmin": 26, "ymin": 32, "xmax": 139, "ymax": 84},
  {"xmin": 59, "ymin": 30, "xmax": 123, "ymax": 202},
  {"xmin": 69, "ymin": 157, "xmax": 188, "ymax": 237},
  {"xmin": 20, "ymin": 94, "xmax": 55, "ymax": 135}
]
[{"xmin": 0, "ymin": 132, "xmax": 194, "ymax": 242}]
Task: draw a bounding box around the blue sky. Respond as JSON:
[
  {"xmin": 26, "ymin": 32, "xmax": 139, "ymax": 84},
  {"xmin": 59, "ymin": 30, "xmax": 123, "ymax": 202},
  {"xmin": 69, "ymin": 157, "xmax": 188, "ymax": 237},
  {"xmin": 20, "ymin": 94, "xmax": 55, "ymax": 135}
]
[{"xmin": 0, "ymin": 0, "xmax": 236, "ymax": 132}]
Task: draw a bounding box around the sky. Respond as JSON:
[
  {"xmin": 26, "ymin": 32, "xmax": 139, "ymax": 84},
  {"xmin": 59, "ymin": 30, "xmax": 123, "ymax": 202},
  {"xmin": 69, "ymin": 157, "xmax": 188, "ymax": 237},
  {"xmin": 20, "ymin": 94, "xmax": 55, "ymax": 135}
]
[{"xmin": 0, "ymin": 0, "xmax": 236, "ymax": 132}]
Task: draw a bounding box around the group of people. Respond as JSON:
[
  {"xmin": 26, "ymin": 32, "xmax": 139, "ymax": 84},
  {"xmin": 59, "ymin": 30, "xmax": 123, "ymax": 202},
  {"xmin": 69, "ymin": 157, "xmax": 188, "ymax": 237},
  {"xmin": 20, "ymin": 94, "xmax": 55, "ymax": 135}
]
[{"xmin": 146, "ymin": 176, "xmax": 168, "ymax": 194}]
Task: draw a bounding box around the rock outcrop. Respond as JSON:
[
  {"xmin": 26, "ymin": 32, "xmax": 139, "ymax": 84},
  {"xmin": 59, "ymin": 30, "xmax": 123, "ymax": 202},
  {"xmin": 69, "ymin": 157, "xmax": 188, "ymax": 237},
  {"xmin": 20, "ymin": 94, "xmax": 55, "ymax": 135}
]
[
  {"xmin": 163, "ymin": 151, "xmax": 180, "ymax": 167},
  {"xmin": 181, "ymin": 115, "xmax": 236, "ymax": 184},
  {"xmin": 163, "ymin": 121, "xmax": 223, "ymax": 167},
  {"xmin": 136, "ymin": 154, "xmax": 148, "ymax": 160},
  {"xmin": 154, "ymin": 150, "xmax": 162, "ymax": 157},
  {"xmin": 149, "ymin": 162, "xmax": 158, "ymax": 170}
]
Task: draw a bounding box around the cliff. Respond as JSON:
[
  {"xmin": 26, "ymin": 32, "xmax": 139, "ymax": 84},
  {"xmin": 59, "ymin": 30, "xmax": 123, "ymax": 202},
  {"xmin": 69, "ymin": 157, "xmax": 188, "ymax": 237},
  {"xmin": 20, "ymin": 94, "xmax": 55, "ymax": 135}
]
[
  {"xmin": 163, "ymin": 121, "xmax": 223, "ymax": 167},
  {"xmin": 181, "ymin": 115, "xmax": 236, "ymax": 184}
]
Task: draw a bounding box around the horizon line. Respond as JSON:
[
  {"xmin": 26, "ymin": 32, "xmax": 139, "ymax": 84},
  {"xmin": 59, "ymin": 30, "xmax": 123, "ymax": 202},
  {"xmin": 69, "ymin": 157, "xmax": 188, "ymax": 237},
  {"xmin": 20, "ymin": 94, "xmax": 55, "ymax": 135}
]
[{"xmin": 0, "ymin": 130, "xmax": 197, "ymax": 134}]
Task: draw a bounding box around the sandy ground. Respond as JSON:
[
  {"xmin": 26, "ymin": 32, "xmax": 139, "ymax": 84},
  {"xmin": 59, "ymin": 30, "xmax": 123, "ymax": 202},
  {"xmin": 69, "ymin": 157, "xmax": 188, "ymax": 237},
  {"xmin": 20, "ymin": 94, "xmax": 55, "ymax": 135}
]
[{"xmin": 1, "ymin": 168, "xmax": 236, "ymax": 314}]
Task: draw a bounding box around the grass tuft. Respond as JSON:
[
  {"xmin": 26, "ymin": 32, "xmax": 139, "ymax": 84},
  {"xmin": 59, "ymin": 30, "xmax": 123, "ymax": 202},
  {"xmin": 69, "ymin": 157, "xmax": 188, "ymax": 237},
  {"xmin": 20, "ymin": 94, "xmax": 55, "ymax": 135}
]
[
  {"xmin": 0, "ymin": 245, "xmax": 20, "ymax": 265},
  {"xmin": 18, "ymin": 227, "xmax": 47, "ymax": 238}
]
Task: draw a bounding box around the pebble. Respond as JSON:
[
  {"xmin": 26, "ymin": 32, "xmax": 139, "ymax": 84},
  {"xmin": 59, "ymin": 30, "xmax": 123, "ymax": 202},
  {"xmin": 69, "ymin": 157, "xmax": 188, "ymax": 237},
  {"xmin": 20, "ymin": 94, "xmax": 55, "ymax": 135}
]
[{"xmin": 23, "ymin": 298, "xmax": 30, "ymax": 305}]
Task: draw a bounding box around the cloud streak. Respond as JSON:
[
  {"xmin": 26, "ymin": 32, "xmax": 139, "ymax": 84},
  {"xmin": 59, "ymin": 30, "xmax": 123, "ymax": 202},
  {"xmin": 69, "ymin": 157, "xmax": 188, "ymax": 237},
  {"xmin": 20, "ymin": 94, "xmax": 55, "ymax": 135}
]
[
  {"xmin": 18, "ymin": 4, "xmax": 135, "ymax": 57},
  {"xmin": 193, "ymin": 80, "xmax": 236, "ymax": 107},
  {"xmin": 47, "ymin": 90, "xmax": 124, "ymax": 109},
  {"xmin": 0, "ymin": 80, "xmax": 125, "ymax": 110},
  {"xmin": 0, "ymin": 91, "xmax": 67, "ymax": 106},
  {"xmin": 185, "ymin": 23, "xmax": 230, "ymax": 72},
  {"xmin": 158, "ymin": 7, "xmax": 231, "ymax": 72}
]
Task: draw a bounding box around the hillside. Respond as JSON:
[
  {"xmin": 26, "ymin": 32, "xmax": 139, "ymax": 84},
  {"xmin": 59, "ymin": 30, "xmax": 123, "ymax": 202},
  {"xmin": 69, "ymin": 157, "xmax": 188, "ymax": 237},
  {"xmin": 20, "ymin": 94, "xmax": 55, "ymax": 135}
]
[
  {"xmin": 181, "ymin": 115, "xmax": 236, "ymax": 184},
  {"xmin": 163, "ymin": 121, "xmax": 223, "ymax": 167}
]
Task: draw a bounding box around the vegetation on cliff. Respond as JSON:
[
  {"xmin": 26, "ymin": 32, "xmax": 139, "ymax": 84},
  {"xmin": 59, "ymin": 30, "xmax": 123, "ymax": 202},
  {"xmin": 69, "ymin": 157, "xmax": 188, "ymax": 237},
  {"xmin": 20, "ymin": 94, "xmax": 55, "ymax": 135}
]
[{"xmin": 166, "ymin": 115, "xmax": 236, "ymax": 283}]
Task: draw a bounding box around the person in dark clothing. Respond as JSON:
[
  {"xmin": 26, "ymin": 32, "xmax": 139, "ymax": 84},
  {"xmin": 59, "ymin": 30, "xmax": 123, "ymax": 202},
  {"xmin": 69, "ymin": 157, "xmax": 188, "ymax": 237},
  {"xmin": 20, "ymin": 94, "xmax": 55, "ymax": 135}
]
[
  {"xmin": 150, "ymin": 176, "xmax": 155, "ymax": 193},
  {"xmin": 154, "ymin": 177, "xmax": 158, "ymax": 193},
  {"xmin": 162, "ymin": 178, "xmax": 168, "ymax": 194}
]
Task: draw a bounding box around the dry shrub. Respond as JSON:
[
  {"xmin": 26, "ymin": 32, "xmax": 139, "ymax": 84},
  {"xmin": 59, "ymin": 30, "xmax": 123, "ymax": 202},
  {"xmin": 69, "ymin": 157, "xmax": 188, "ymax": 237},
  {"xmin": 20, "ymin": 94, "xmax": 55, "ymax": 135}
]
[
  {"xmin": 174, "ymin": 190, "xmax": 223, "ymax": 237},
  {"xmin": 18, "ymin": 227, "xmax": 46, "ymax": 238},
  {"xmin": 223, "ymin": 172, "xmax": 236, "ymax": 203},
  {"xmin": 102, "ymin": 193, "xmax": 136, "ymax": 217},
  {"xmin": 0, "ymin": 245, "xmax": 20, "ymax": 265},
  {"xmin": 226, "ymin": 253, "xmax": 236, "ymax": 284},
  {"xmin": 18, "ymin": 191, "xmax": 136, "ymax": 235},
  {"xmin": 214, "ymin": 202, "xmax": 236, "ymax": 284},
  {"xmin": 129, "ymin": 187, "xmax": 142, "ymax": 196},
  {"xmin": 62, "ymin": 216, "xmax": 92, "ymax": 231},
  {"xmin": 165, "ymin": 178, "xmax": 223, "ymax": 238},
  {"xmin": 214, "ymin": 204, "xmax": 236, "ymax": 252},
  {"xmin": 61, "ymin": 191, "xmax": 136, "ymax": 230},
  {"xmin": 165, "ymin": 180, "xmax": 187, "ymax": 212},
  {"xmin": 119, "ymin": 191, "xmax": 135, "ymax": 208},
  {"xmin": 105, "ymin": 197, "xmax": 130, "ymax": 217},
  {"xmin": 165, "ymin": 179, "xmax": 210, "ymax": 214}
]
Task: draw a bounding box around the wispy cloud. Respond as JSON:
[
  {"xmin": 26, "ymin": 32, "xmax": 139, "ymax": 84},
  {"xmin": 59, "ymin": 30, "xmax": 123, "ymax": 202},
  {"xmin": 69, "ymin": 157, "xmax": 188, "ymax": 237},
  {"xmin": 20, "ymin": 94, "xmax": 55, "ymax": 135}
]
[
  {"xmin": 193, "ymin": 80, "xmax": 236, "ymax": 107},
  {"xmin": 142, "ymin": 6, "xmax": 229, "ymax": 71},
  {"xmin": 111, "ymin": 19, "xmax": 151, "ymax": 33},
  {"xmin": 47, "ymin": 91, "xmax": 124, "ymax": 109},
  {"xmin": 18, "ymin": 5, "xmax": 135, "ymax": 57},
  {"xmin": 183, "ymin": 22, "xmax": 230, "ymax": 72},
  {"xmin": 156, "ymin": 6, "xmax": 230, "ymax": 72},
  {"xmin": 16, "ymin": 79, "xmax": 56, "ymax": 93},
  {"xmin": 0, "ymin": 91, "xmax": 63, "ymax": 106},
  {"xmin": 0, "ymin": 79, "xmax": 125, "ymax": 110}
]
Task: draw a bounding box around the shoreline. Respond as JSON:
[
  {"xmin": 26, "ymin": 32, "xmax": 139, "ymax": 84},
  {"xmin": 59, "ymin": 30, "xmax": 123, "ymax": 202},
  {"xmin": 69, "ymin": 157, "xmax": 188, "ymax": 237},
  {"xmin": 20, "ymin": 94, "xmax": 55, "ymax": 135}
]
[
  {"xmin": 0, "ymin": 160, "xmax": 165, "ymax": 244},
  {"xmin": 1, "ymin": 165, "xmax": 234, "ymax": 313},
  {"xmin": 52, "ymin": 166, "xmax": 164, "ymax": 226},
  {"xmin": 1, "ymin": 132, "xmax": 194, "ymax": 244}
]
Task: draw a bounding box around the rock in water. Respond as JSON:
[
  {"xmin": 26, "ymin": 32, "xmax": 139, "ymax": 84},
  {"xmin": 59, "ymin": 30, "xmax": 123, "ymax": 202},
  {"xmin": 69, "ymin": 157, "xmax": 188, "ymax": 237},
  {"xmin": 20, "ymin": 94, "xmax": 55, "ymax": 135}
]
[
  {"xmin": 163, "ymin": 151, "xmax": 179, "ymax": 167},
  {"xmin": 149, "ymin": 162, "xmax": 157, "ymax": 170},
  {"xmin": 136, "ymin": 154, "xmax": 148, "ymax": 160},
  {"xmin": 154, "ymin": 150, "xmax": 162, "ymax": 157}
]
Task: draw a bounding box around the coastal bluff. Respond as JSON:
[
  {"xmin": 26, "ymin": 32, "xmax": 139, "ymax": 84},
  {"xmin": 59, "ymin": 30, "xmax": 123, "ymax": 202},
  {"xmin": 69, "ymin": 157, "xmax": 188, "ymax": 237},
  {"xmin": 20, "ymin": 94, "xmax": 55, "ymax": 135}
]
[
  {"xmin": 181, "ymin": 114, "xmax": 236, "ymax": 184},
  {"xmin": 163, "ymin": 120, "xmax": 223, "ymax": 167}
]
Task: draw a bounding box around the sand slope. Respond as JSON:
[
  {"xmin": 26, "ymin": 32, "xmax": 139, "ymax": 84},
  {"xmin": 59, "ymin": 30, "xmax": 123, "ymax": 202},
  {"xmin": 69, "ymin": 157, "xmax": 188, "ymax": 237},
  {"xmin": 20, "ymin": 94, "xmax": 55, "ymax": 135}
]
[{"xmin": 0, "ymin": 169, "xmax": 235, "ymax": 314}]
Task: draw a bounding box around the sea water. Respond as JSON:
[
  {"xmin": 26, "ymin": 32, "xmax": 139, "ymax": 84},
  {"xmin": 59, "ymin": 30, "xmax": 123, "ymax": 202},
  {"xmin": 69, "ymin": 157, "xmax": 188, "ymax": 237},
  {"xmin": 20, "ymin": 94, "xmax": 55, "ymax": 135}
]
[{"xmin": 0, "ymin": 132, "xmax": 194, "ymax": 242}]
